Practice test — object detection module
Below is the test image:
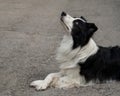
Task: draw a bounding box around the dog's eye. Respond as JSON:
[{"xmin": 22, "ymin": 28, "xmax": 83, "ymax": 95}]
[{"xmin": 75, "ymin": 22, "xmax": 79, "ymax": 25}]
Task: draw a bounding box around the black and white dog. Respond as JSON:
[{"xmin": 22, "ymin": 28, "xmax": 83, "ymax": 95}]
[{"xmin": 30, "ymin": 12, "xmax": 120, "ymax": 90}]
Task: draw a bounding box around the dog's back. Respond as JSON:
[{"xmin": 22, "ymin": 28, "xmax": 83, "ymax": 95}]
[{"xmin": 79, "ymin": 46, "xmax": 120, "ymax": 83}]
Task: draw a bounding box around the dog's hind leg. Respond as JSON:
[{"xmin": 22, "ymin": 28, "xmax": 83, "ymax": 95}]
[{"xmin": 30, "ymin": 72, "xmax": 61, "ymax": 91}]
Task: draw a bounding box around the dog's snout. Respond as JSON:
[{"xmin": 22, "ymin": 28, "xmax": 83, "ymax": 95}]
[{"xmin": 61, "ymin": 12, "xmax": 66, "ymax": 17}]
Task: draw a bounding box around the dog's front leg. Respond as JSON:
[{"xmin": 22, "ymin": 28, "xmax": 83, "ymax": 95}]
[{"xmin": 30, "ymin": 72, "xmax": 61, "ymax": 91}]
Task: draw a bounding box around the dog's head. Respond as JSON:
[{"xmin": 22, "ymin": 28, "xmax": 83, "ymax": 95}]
[{"xmin": 61, "ymin": 12, "xmax": 98, "ymax": 49}]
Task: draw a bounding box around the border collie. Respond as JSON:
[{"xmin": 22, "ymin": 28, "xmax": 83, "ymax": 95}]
[{"xmin": 30, "ymin": 12, "xmax": 120, "ymax": 90}]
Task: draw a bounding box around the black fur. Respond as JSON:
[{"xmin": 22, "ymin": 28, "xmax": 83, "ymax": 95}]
[
  {"xmin": 79, "ymin": 46, "xmax": 120, "ymax": 83},
  {"xmin": 72, "ymin": 19, "xmax": 98, "ymax": 49}
]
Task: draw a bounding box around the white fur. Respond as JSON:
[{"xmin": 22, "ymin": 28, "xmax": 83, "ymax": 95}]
[
  {"xmin": 56, "ymin": 35, "xmax": 98, "ymax": 69},
  {"xmin": 30, "ymin": 35, "xmax": 98, "ymax": 90}
]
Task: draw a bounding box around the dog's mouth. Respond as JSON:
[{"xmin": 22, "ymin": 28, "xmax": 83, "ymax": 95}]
[
  {"xmin": 60, "ymin": 19, "xmax": 69, "ymax": 31},
  {"xmin": 60, "ymin": 12, "xmax": 69, "ymax": 30}
]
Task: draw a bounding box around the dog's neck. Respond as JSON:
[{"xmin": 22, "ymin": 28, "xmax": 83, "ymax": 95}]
[{"xmin": 56, "ymin": 35, "xmax": 99, "ymax": 69}]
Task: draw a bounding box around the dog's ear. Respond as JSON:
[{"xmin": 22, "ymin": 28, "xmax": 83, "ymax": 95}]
[
  {"xmin": 80, "ymin": 16, "xmax": 87, "ymax": 22},
  {"xmin": 87, "ymin": 23, "xmax": 98, "ymax": 37}
]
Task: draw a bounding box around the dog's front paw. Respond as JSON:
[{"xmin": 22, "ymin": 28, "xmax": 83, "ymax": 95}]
[{"xmin": 30, "ymin": 80, "xmax": 48, "ymax": 91}]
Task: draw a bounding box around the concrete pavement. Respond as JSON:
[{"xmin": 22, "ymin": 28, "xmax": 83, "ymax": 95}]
[{"xmin": 0, "ymin": 0, "xmax": 120, "ymax": 96}]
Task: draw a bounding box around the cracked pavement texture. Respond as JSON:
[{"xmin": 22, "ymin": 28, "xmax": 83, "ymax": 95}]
[{"xmin": 0, "ymin": 0, "xmax": 120, "ymax": 96}]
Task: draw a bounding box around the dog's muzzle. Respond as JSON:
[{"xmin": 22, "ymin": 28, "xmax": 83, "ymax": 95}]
[
  {"xmin": 60, "ymin": 12, "xmax": 74, "ymax": 32},
  {"xmin": 61, "ymin": 11, "xmax": 66, "ymax": 21}
]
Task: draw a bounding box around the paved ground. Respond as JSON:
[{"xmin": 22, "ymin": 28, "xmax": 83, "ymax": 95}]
[{"xmin": 0, "ymin": 0, "xmax": 120, "ymax": 96}]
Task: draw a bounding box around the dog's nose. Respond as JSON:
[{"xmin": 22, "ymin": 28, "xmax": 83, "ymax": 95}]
[{"xmin": 61, "ymin": 11, "xmax": 66, "ymax": 16}]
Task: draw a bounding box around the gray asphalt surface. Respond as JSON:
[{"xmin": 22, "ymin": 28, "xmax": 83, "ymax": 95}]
[{"xmin": 0, "ymin": 0, "xmax": 120, "ymax": 96}]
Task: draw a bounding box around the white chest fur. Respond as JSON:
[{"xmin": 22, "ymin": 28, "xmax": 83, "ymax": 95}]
[{"xmin": 56, "ymin": 35, "xmax": 98, "ymax": 69}]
